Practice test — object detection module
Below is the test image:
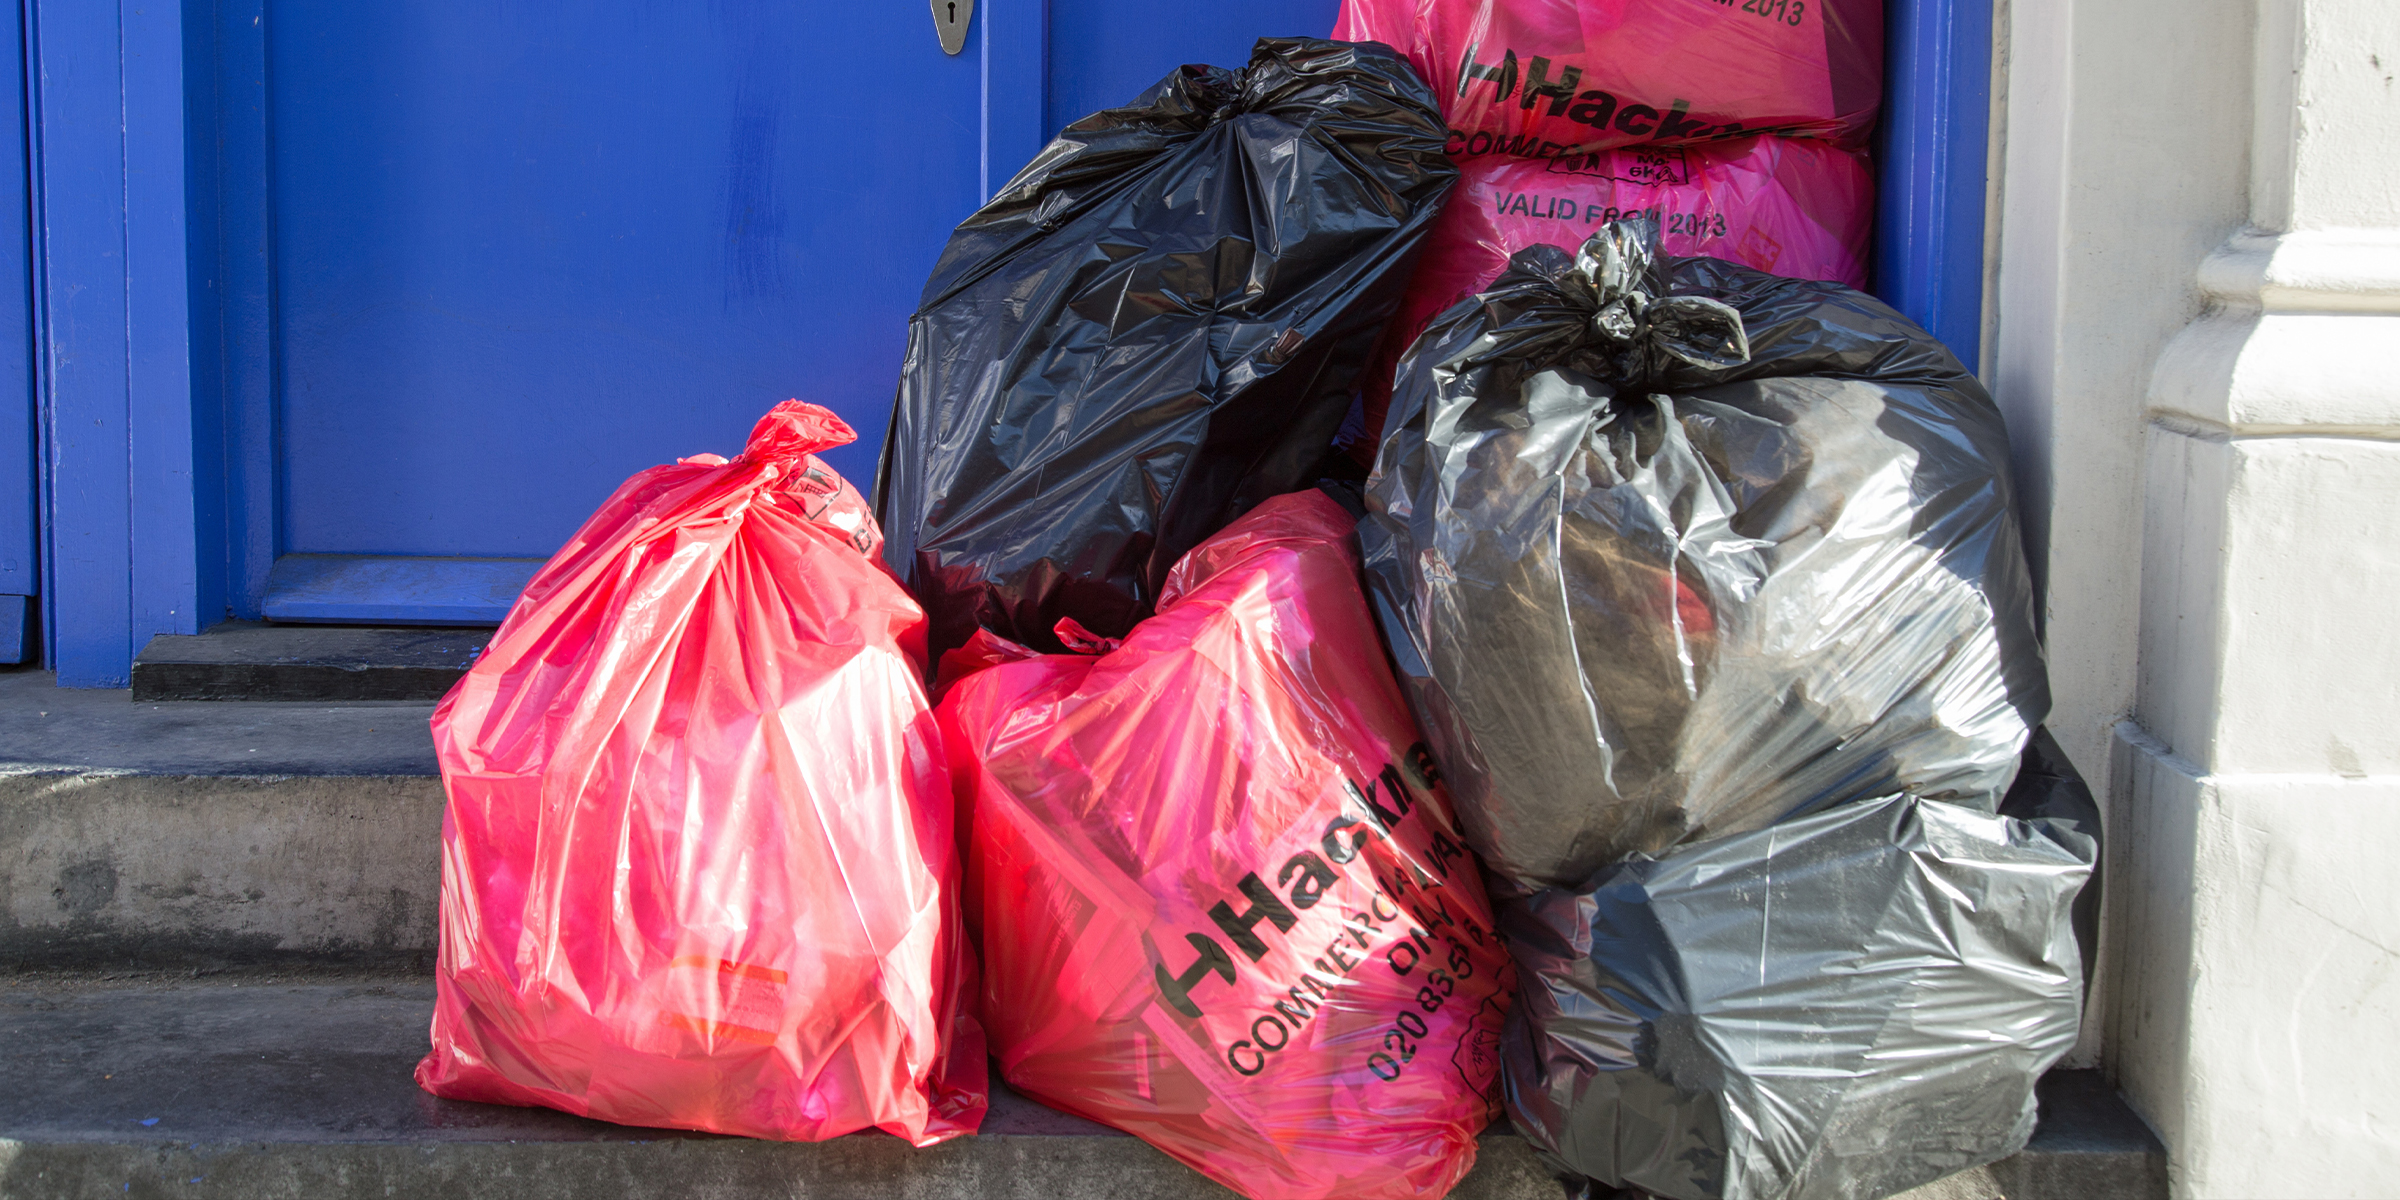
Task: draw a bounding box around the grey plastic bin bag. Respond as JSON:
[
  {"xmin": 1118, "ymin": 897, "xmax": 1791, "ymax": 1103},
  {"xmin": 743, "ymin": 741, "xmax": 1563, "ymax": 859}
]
[
  {"xmin": 1499, "ymin": 730, "xmax": 2099, "ymax": 1200},
  {"xmin": 1359, "ymin": 219, "xmax": 2048, "ymax": 890}
]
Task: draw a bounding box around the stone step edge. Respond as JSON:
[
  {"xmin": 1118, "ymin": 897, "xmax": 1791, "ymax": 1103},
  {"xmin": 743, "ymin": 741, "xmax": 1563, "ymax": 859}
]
[
  {"xmin": 0, "ymin": 772, "xmax": 444, "ymax": 969},
  {"xmin": 131, "ymin": 622, "xmax": 490, "ymax": 703}
]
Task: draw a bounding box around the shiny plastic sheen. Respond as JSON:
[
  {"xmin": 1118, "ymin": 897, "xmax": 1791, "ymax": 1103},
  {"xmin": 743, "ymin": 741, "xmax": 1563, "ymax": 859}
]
[
  {"xmin": 1361, "ymin": 222, "xmax": 2049, "ymax": 890},
  {"xmin": 1333, "ymin": 0, "xmax": 1882, "ymax": 155},
  {"xmin": 416, "ymin": 402, "xmax": 987, "ymax": 1145},
  {"xmin": 1501, "ymin": 735, "xmax": 2099, "ymax": 1200},
  {"xmin": 939, "ymin": 491, "xmax": 1513, "ymax": 1200},
  {"xmin": 875, "ymin": 37, "xmax": 1456, "ymax": 664},
  {"xmin": 1346, "ymin": 136, "xmax": 1871, "ymax": 463}
]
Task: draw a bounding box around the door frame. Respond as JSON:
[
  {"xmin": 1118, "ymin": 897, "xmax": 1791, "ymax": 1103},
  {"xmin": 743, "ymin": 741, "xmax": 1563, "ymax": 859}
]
[
  {"xmin": 0, "ymin": 0, "xmax": 32, "ymax": 661},
  {"xmin": 26, "ymin": 0, "xmax": 210, "ymax": 686},
  {"xmin": 1875, "ymin": 0, "xmax": 1995, "ymax": 368}
]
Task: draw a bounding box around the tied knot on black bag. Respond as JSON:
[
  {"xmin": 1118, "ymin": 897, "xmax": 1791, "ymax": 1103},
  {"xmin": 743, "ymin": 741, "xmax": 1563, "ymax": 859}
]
[{"xmin": 1564, "ymin": 218, "xmax": 1751, "ymax": 382}]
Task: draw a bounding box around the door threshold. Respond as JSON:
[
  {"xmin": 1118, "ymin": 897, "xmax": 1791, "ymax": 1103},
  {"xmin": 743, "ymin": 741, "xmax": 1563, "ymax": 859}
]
[{"xmin": 133, "ymin": 620, "xmax": 490, "ymax": 702}]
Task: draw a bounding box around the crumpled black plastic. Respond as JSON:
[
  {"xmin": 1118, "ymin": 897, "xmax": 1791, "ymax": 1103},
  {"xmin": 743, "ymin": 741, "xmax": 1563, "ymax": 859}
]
[
  {"xmin": 1359, "ymin": 219, "xmax": 2049, "ymax": 890},
  {"xmin": 1500, "ymin": 731, "xmax": 2099, "ymax": 1200},
  {"xmin": 874, "ymin": 36, "xmax": 1454, "ymax": 659}
]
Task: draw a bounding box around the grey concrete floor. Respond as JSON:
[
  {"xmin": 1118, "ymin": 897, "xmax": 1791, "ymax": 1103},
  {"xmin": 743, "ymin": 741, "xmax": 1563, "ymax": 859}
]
[
  {"xmin": 0, "ymin": 971, "xmax": 1568, "ymax": 1200},
  {"xmin": 0, "ymin": 971, "xmax": 2163, "ymax": 1200},
  {"xmin": 0, "ymin": 969, "xmax": 1108, "ymax": 1144}
]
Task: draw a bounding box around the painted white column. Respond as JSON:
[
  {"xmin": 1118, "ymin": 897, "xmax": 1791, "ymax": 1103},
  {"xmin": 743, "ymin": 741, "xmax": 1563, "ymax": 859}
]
[
  {"xmin": 2103, "ymin": 0, "xmax": 2400, "ymax": 1194},
  {"xmin": 1988, "ymin": 0, "xmax": 2255, "ymax": 1072},
  {"xmin": 1988, "ymin": 0, "xmax": 2254, "ymax": 811}
]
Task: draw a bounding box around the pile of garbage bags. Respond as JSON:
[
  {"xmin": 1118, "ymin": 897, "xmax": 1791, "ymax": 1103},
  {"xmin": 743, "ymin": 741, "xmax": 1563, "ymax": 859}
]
[{"xmin": 417, "ymin": 24, "xmax": 2099, "ymax": 1200}]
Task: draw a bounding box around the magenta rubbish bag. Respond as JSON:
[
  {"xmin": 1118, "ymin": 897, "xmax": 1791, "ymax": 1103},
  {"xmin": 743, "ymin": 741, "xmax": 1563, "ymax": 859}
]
[
  {"xmin": 417, "ymin": 401, "xmax": 986, "ymax": 1145},
  {"xmin": 1334, "ymin": 0, "xmax": 1882, "ymax": 158},
  {"xmin": 939, "ymin": 491, "xmax": 1515, "ymax": 1200},
  {"xmin": 1348, "ymin": 137, "xmax": 1869, "ymax": 462},
  {"xmin": 1412, "ymin": 137, "xmax": 1870, "ymax": 296}
]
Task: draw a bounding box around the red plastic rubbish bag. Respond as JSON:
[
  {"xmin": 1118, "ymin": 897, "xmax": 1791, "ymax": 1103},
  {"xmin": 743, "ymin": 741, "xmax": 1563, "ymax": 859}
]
[
  {"xmin": 1333, "ymin": 0, "xmax": 1882, "ymax": 157},
  {"xmin": 416, "ymin": 401, "xmax": 986, "ymax": 1145},
  {"xmin": 1346, "ymin": 136, "xmax": 1869, "ymax": 462},
  {"xmin": 938, "ymin": 490, "xmax": 1514, "ymax": 1200}
]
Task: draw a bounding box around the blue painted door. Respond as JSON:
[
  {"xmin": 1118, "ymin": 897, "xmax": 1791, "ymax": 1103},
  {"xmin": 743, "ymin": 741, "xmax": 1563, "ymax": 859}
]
[
  {"xmin": 250, "ymin": 0, "xmax": 1339, "ymax": 624},
  {"xmin": 257, "ymin": 2, "xmax": 990, "ymax": 621}
]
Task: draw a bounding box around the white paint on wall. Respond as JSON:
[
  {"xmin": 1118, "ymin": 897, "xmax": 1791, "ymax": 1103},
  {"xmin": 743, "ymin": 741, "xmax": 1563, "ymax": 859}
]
[
  {"xmin": 2004, "ymin": 0, "xmax": 2400, "ymax": 1189},
  {"xmin": 2109, "ymin": 730, "xmax": 2400, "ymax": 1198},
  {"xmin": 1989, "ymin": 0, "xmax": 2254, "ymax": 792}
]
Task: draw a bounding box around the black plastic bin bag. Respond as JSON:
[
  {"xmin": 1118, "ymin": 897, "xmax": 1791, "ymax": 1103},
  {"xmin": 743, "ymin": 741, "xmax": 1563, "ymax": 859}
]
[
  {"xmin": 1360, "ymin": 220, "xmax": 2048, "ymax": 889},
  {"xmin": 875, "ymin": 36, "xmax": 1454, "ymax": 659},
  {"xmin": 1500, "ymin": 732, "xmax": 2099, "ymax": 1200}
]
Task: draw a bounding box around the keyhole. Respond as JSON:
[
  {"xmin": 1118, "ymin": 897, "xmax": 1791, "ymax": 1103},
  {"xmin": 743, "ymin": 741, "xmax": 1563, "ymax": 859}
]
[{"xmin": 947, "ymin": 2, "xmax": 956, "ymax": 23}]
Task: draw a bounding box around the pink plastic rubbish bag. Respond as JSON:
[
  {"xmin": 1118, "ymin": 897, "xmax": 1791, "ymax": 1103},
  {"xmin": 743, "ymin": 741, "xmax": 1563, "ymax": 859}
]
[
  {"xmin": 1334, "ymin": 0, "xmax": 1882, "ymax": 158},
  {"xmin": 1411, "ymin": 136, "xmax": 1870, "ymax": 302},
  {"xmin": 416, "ymin": 401, "xmax": 986, "ymax": 1145},
  {"xmin": 939, "ymin": 490, "xmax": 1514, "ymax": 1200},
  {"xmin": 1347, "ymin": 136, "xmax": 1869, "ymax": 462}
]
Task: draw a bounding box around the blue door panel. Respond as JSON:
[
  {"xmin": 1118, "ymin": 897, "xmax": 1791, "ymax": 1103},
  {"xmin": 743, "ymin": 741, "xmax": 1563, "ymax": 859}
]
[
  {"xmin": 264, "ymin": 554, "xmax": 538, "ymax": 625},
  {"xmin": 1044, "ymin": 0, "xmax": 1342, "ymax": 139},
  {"xmin": 269, "ymin": 1, "xmax": 984, "ymax": 560}
]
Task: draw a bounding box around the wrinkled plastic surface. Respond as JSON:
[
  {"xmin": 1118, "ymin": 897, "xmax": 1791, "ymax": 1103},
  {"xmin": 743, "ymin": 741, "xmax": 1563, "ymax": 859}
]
[
  {"xmin": 1333, "ymin": 0, "xmax": 1882, "ymax": 155},
  {"xmin": 875, "ymin": 37, "xmax": 1456, "ymax": 664},
  {"xmin": 1999, "ymin": 726, "xmax": 2105, "ymax": 985},
  {"xmin": 1346, "ymin": 137, "xmax": 1871, "ymax": 463},
  {"xmin": 940, "ymin": 490, "xmax": 1514, "ymax": 1200},
  {"xmin": 418, "ymin": 401, "xmax": 986, "ymax": 1145},
  {"xmin": 1501, "ymin": 733, "xmax": 2099, "ymax": 1200},
  {"xmin": 1361, "ymin": 221, "xmax": 2048, "ymax": 889}
]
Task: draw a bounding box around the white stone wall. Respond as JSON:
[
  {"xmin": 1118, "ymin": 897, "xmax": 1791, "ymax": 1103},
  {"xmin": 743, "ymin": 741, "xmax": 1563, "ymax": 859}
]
[{"xmin": 1994, "ymin": 0, "xmax": 2400, "ymax": 1192}]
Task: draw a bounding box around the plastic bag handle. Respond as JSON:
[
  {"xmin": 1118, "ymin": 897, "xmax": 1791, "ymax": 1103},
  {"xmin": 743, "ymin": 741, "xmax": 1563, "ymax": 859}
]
[{"xmin": 1575, "ymin": 218, "xmax": 1752, "ymax": 373}]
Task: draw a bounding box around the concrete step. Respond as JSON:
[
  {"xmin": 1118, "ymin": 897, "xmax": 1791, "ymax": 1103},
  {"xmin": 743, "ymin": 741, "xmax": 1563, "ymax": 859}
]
[
  {"xmin": 0, "ymin": 670, "xmax": 441, "ymax": 969},
  {"xmin": 0, "ymin": 972, "xmax": 2164, "ymax": 1200},
  {"xmin": 131, "ymin": 622, "xmax": 490, "ymax": 702},
  {"xmin": 1, "ymin": 670, "xmax": 2168, "ymax": 1198}
]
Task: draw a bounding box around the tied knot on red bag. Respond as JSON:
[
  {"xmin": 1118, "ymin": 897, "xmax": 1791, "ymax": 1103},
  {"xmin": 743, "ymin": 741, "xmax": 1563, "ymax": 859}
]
[
  {"xmin": 1050, "ymin": 617, "xmax": 1123, "ymax": 655},
  {"xmin": 739, "ymin": 400, "xmax": 858, "ymax": 467}
]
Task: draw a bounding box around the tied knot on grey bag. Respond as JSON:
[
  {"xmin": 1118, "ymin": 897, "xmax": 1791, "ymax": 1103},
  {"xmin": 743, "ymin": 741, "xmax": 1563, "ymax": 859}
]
[{"xmin": 1566, "ymin": 219, "xmax": 1751, "ymax": 377}]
